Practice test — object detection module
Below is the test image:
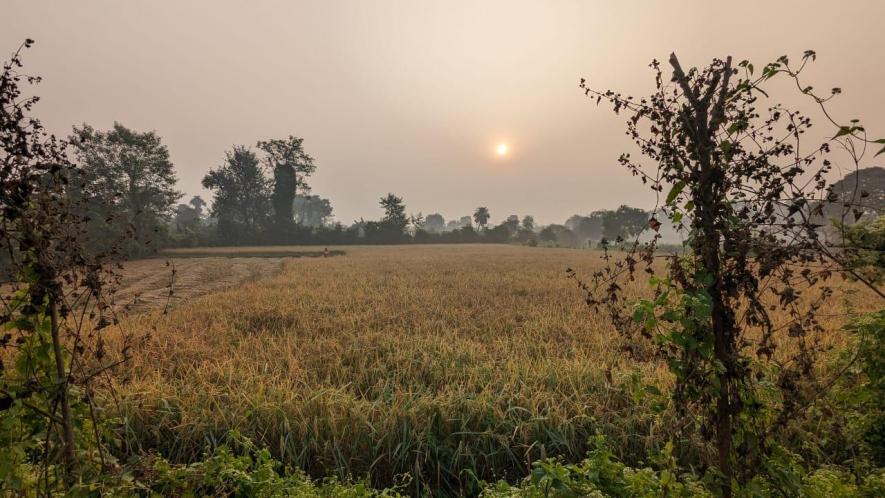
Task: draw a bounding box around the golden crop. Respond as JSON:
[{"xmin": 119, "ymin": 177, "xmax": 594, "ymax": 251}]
[{"xmin": 104, "ymin": 244, "xmax": 869, "ymax": 494}]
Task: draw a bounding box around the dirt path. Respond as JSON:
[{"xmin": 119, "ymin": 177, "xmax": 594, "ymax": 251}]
[{"xmin": 112, "ymin": 257, "xmax": 288, "ymax": 314}]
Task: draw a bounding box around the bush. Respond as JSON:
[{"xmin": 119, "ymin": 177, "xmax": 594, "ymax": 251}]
[{"xmin": 481, "ymin": 435, "xmax": 712, "ymax": 498}]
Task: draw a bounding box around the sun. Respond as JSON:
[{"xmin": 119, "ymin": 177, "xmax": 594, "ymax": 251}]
[{"xmin": 495, "ymin": 143, "xmax": 509, "ymax": 156}]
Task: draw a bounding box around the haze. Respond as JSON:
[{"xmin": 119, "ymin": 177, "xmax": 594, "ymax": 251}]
[{"xmin": 5, "ymin": 0, "xmax": 885, "ymax": 224}]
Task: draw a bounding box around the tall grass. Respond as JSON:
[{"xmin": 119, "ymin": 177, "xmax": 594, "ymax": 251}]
[{"xmin": 103, "ymin": 245, "xmax": 867, "ymax": 495}]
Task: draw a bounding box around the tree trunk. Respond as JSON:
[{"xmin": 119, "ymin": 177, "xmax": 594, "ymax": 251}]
[
  {"xmin": 49, "ymin": 296, "xmax": 77, "ymax": 487},
  {"xmin": 696, "ymin": 186, "xmax": 735, "ymax": 497},
  {"xmin": 670, "ymin": 51, "xmax": 737, "ymax": 496}
]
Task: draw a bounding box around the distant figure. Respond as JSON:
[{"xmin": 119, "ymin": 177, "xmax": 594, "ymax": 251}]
[{"xmin": 323, "ymin": 247, "xmax": 330, "ymax": 258}]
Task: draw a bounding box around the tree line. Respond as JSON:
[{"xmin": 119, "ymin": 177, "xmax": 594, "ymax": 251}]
[
  {"xmin": 61, "ymin": 118, "xmax": 884, "ymax": 258},
  {"xmin": 61, "ymin": 122, "xmax": 669, "ymax": 253}
]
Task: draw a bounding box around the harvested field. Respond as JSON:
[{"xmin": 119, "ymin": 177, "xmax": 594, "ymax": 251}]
[
  {"xmin": 114, "ymin": 257, "xmax": 287, "ymax": 314},
  {"xmin": 112, "ymin": 247, "xmax": 345, "ymax": 314}
]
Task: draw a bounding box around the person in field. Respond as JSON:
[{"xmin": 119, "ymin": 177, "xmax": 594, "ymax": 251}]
[{"xmin": 323, "ymin": 247, "xmax": 330, "ymax": 258}]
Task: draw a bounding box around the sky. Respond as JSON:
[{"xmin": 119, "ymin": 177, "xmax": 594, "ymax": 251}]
[{"xmin": 5, "ymin": 0, "xmax": 885, "ymax": 225}]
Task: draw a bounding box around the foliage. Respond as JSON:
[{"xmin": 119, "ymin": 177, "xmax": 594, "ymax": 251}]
[
  {"xmin": 833, "ymin": 310, "xmax": 885, "ymax": 468},
  {"xmin": 482, "ymin": 435, "xmax": 712, "ymax": 498},
  {"xmin": 369, "ymin": 193, "xmax": 409, "ymax": 243},
  {"xmin": 1, "ymin": 40, "xmax": 135, "ymax": 494},
  {"xmin": 574, "ymin": 50, "xmax": 885, "ymax": 495},
  {"xmin": 425, "ymin": 213, "xmax": 446, "ymax": 233},
  {"xmin": 521, "ymin": 215, "xmax": 535, "ymax": 232},
  {"xmin": 474, "ymin": 206, "xmax": 491, "ymax": 230},
  {"xmin": 836, "ymin": 215, "xmax": 885, "ymax": 286},
  {"xmin": 69, "ymin": 122, "xmax": 180, "ymax": 257},
  {"xmin": 258, "ymin": 136, "xmax": 316, "ymax": 239},
  {"xmin": 538, "ymin": 225, "xmax": 577, "ymax": 247},
  {"xmin": 294, "ymin": 194, "xmax": 334, "ymax": 228},
  {"xmin": 501, "ymin": 215, "xmax": 521, "ymax": 236},
  {"xmin": 114, "ymin": 433, "xmax": 402, "ymax": 497},
  {"xmin": 600, "ymin": 205, "xmax": 648, "ymax": 242},
  {"xmin": 202, "ymin": 146, "xmax": 272, "ymax": 243}
]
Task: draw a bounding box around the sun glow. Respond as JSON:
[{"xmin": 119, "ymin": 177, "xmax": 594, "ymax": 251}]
[{"xmin": 495, "ymin": 143, "xmax": 509, "ymax": 156}]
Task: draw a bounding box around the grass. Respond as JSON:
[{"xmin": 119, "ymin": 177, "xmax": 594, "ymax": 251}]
[{"xmin": 103, "ymin": 244, "xmax": 872, "ymax": 496}]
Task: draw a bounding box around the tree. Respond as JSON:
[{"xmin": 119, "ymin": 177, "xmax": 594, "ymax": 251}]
[
  {"xmin": 257, "ymin": 136, "xmax": 316, "ymax": 232},
  {"xmin": 425, "ymin": 213, "xmax": 446, "ymax": 233},
  {"xmin": 69, "ymin": 122, "xmax": 180, "ymax": 256},
  {"xmin": 377, "ymin": 193, "xmax": 408, "ymax": 242},
  {"xmin": 600, "ymin": 205, "xmax": 648, "ymax": 241},
  {"xmin": 538, "ymin": 224, "xmax": 576, "ymax": 247},
  {"xmin": 173, "ymin": 203, "xmax": 200, "ymax": 232},
  {"xmin": 473, "ymin": 206, "xmax": 490, "ymax": 230},
  {"xmin": 566, "ymin": 214, "xmax": 604, "ymax": 246},
  {"xmin": 189, "ymin": 195, "xmax": 207, "ymax": 217},
  {"xmin": 539, "ymin": 226, "xmax": 558, "ymax": 243},
  {"xmin": 202, "ymin": 146, "xmax": 271, "ymax": 243},
  {"xmin": 292, "ymin": 194, "xmax": 333, "ymax": 227},
  {"xmin": 409, "ymin": 212, "xmax": 425, "ymax": 233},
  {"xmin": 501, "ymin": 214, "xmax": 520, "ymax": 236},
  {"xmin": 575, "ymin": 51, "xmax": 885, "ymax": 494},
  {"xmin": 521, "ymin": 215, "xmax": 535, "ymax": 231}
]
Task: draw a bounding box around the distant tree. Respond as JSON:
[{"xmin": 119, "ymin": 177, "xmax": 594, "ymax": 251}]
[
  {"xmin": 538, "ymin": 224, "xmax": 576, "ymax": 247},
  {"xmin": 473, "ymin": 206, "xmax": 490, "ymax": 230},
  {"xmin": 515, "ymin": 228, "xmax": 536, "ymax": 244},
  {"xmin": 170, "ymin": 197, "xmax": 209, "ymax": 247},
  {"xmin": 70, "ymin": 122, "xmax": 180, "ymax": 256},
  {"xmin": 459, "ymin": 216, "xmax": 473, "ymax": 228},
  {"xmin": 539, "ymin": 226, "xmax": 558, "ymax": 243},
  {"xmin": 483, "ymin": 224, "xmax": 510, "ymax": 243},
  {"xmin": 458, "ymin": 225, "xmax": 479, "ymax": 242},
  {"xmin": 600, "ymin": 205, "xmax": 648, "ymax": 241},
  {"xmin": 202, "ymin": 146, "xmax": 271, "ymax": 243},
  {"xmin": 413, "ymin": 227, "xmax": 432, "ymax": 243},
  {"xmin": 189, "ymin": 195, "xmax": 207, "ymax": 217},
  {"xmin": 173, "ymin": 203, "xmax": 200, "ymax": 232},
  {"xmin": 257, "ymin": 136, "xmax": 316, "ymax": 233},
  {"xmin": 566, "ymin": 213, "xmax": 604, "ymax": 245},
  {"xmin": 521, "ymin": 215, "xmax": 535, "ymax": 231},
  {"xmin": 409, "ymin": 212, "xmax": 425, "ymax": 233},
  {"xmin": 425, "ymin": 213, "xmax": 446, "ymax": 233},
  {"xmin": 293, "ymin": 194, "xmax": 333, "ymax": 227},
  {"xmin": 378, "ymin": 193, "xmax": 409, "ymax": 242},
  {"xmin": 501, "ymin": 215, "xmax": 520, "ymax": 236}
]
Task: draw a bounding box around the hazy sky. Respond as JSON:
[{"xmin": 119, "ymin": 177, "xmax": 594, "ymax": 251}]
[{"xmin": 5, "ymin": 1, "xmax": 885, "ymax": 225}]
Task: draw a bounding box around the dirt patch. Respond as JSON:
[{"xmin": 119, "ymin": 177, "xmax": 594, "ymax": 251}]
[
  {"xmin": 112, "ymin": 257, "xmax": 288, "ymax": 314},
  {"xmin": 161, "ymin": 247, "xmax": 346, "ymax": 258}
]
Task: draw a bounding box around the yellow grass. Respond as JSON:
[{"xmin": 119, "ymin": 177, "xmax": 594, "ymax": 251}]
[{"xmin": 103, "ymin": 244, "xmax": 873, "ymax": 495}]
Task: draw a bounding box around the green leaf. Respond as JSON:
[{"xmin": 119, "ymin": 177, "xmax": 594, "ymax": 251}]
[
  {"xmin": 666, "ymin": 181, "xmax": 686, "ymax": 205},
  {"xmin": 834, "ymin": 126, "xmax": 853, "ymax": 138}
]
